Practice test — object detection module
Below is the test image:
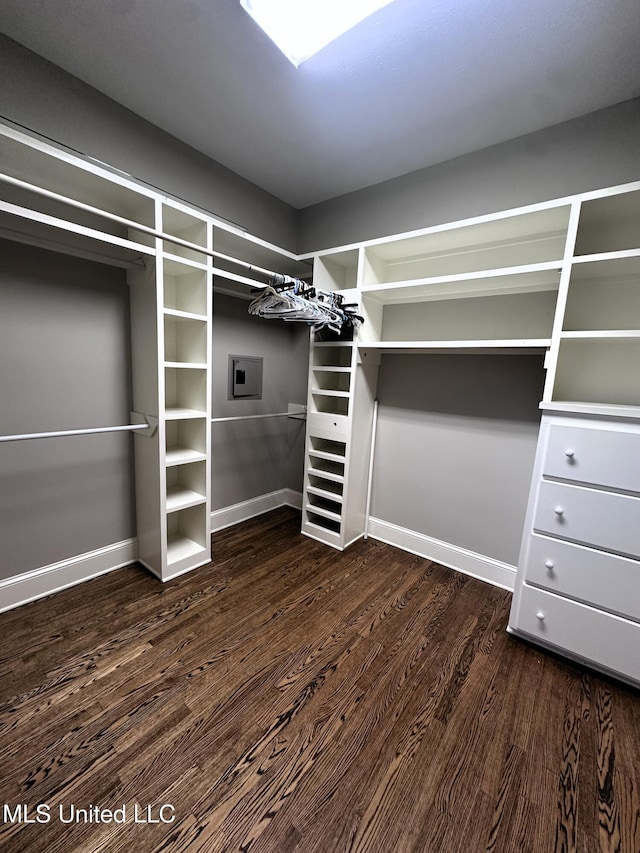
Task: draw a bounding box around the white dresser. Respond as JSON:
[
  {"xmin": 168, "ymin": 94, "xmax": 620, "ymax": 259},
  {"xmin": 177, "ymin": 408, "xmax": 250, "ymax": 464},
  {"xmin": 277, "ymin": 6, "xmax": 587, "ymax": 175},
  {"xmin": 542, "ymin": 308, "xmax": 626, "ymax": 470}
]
[{"xmin": 508, "ymin": 413, "xmax": 640, "ymax": 685}]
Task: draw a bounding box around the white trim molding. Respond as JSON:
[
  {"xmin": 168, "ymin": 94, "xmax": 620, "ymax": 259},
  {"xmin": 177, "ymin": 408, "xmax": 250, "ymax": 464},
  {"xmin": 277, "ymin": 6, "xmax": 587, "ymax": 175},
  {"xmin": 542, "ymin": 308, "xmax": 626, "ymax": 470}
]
[
  {"xmin": 0, "ymin": 538, "xmax": 138, "ymax": 613},
  {"xmin": 211, "ymin": 488, "xmax": 303, "ymax": 532},
  {"xmin": 367, "ymin": 517, "xmax": 516, "ymax": 592}
]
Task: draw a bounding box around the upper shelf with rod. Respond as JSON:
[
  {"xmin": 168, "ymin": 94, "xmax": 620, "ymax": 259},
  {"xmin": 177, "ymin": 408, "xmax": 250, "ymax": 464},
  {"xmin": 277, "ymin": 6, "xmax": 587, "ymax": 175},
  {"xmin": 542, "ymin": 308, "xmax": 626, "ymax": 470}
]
[{"xmin": 0, "ymin": 120, "xmax": 312, "ymax": 287}]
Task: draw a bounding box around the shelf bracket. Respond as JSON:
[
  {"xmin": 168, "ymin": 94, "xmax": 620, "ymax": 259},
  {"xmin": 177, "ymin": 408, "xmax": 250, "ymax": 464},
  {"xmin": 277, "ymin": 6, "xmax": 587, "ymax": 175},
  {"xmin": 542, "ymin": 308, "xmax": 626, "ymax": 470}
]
[
  {"xmin": 288, "ymin": 403, "xmax": 308, "ymax": 420},
  {"xmin": 130, "ymin": 412, "xmax": 159, "ymax": 437}
]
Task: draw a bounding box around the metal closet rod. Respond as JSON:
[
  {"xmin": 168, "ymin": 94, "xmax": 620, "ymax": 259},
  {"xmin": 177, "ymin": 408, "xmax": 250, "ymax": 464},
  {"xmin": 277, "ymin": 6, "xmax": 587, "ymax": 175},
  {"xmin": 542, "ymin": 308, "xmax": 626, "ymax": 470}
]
[
  {"xmin": 0, "ymin": 423, "xmax": 150, "ymax": 443},
  {"xmin": 0, "ymin": 172, "xmax": 307, "ymax": 281},
  {"xmin": 211, "ymin": 412, "xmax": 306, "ymax": 424}
]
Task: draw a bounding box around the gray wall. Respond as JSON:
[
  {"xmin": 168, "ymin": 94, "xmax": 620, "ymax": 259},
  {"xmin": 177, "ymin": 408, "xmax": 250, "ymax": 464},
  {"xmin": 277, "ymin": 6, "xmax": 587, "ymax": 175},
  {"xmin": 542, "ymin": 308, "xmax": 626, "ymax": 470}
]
[
  {"xmin": 211, "ymin": 294, "xmax": 308, "ymax": 510},
  {"xmin": 0, "ymin": 240, "xmax": 135, "ymax": 579},
  {"xmin": 0, "ymin": 34, "xmax": 297, "ymax": 250},
  {"xmin": 0, "ymin": 257, "xmax": 309, "ymax": 581},
  {"xmin": 370, "ymin": 354, "xmax": 545, "ymax": 566},
  {"xmin": 298, "ymin": 98, "xmax": 640, "ymax": 251}
]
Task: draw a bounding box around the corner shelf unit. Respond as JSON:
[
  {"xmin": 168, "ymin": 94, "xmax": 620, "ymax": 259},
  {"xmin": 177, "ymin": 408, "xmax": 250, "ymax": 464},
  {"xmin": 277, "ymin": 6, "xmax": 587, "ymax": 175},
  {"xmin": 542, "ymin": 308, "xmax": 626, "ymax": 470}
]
[
  {"xmin": 0, "ymin": 119, "xmax": 309, "ymax": 584},
  {"xmin": 302, "ymin": 179, "xmax": 640, "ymax": 686}
]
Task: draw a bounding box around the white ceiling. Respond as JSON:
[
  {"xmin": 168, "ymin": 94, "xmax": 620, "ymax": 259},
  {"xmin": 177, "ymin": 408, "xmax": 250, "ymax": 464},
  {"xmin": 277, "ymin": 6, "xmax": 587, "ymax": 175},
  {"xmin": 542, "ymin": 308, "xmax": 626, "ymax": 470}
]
[{"xmin": 1, "ymin": 0, "xmax": 639, "ymax": 208}]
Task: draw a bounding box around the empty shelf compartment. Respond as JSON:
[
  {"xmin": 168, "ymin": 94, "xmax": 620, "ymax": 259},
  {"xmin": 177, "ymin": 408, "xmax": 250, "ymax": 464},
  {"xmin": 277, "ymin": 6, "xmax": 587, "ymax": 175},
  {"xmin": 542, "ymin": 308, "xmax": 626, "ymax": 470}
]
[
  {"xmin": 574, "ymin": 189, "xmax": 640, "ymax": 256},
  {"xmin": 166, "ymin": 504, "xmax": 209, "ymax": 566},
  {"xmin": 362, "ymin": 206, "xmax": 570, "ymax": 284},
  {"xmin": 305, "ymin": 509, "xmax": 341, "ymax": 534},
  {"xmin": 165, "ymin": 418, "xmax": 207, "ymax": 465},
  {"xmin": 311, "ymin": 393, "xmax": 350, "ymax": 416},
  {"xmin": 165, "ymin": 367, "xmax": 207, "ymax": 414},
  {"xmin": 308, "ymin": 474, "xmax": 344, "ymax": 499},
  {"xmin": 308, "ymin": 436, "xmax": 347, "ymax": 461},
  {"xmin": 312, "ymin": 368, "xmax": 351, "ymax": 393},
  {"xmin": 165, "ymin": 461, "xmax": 207, "ymax": 512},
  {"xmin": 163, "ymin": 262, "xmax": 209, "ymax": 316},
  {"xmin": 312, "ymin": 346, "xmax": 353, "ymax": 368},
  {"xmin": 164, "ymin": 314, "xmax": 208, "ymax": 364},
  {"xmin": 163, "ymin": 204, "xmax": 208, "ymax": 262},
  {"xmin": 306, "ymin": 494, "xmax": 343, "ymax": 520}
]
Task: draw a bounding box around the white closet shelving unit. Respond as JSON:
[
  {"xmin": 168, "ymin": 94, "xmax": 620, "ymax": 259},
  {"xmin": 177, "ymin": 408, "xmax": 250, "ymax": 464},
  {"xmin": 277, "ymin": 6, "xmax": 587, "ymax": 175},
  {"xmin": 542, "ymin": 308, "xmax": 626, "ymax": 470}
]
[
  {"xmin": 301, "ymin": 248, "xmax": 378, "ymax": 549},
  {"xmin": 301, "ymin": 181, "xmax": 640, "ymax": 686},
  {"xmin": 301, "ymin": 203, "xmax": 570, "ymax": 548},
  {"xmin": 508, "ymin": 185, "xmax": 640, "ymax": 686},
  {"xmin": 0, "ymin": 120, "xmax": 306, "ymax": 583},
  {"xmin": 128, "ymin": 202, "xmax": 213, "ymax": 579}
]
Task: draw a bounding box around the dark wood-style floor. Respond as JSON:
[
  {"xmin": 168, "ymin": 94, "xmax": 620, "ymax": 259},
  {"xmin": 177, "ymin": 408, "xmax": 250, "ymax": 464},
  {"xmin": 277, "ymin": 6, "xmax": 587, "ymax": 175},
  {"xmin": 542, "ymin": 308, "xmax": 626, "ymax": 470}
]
[{"xmin": 1, "ymin": 508, "xmax": 638, "ymax": 853}]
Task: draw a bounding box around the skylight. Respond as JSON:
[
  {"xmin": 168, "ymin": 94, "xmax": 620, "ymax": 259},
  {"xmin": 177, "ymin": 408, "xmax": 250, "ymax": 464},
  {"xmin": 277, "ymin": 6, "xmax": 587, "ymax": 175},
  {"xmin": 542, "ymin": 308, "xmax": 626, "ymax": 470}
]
[{"xmin": 240, "ymin": 0, "xmax": 396, "ymax": 67}]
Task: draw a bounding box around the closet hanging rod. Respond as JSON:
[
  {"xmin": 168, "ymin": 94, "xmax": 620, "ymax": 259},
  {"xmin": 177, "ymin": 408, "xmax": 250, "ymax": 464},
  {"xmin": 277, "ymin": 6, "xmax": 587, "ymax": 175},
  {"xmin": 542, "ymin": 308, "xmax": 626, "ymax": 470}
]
[
  {"xmin": 0, "ymin": 172, "xmax": 308, "ymax": 281},
  {"xmin": 0, "ymin": 423, "xmax": 152, "ymax": 443},
  {"xmin": 211, "ymin": 411, "xmax": 306, "ymax": 424}
]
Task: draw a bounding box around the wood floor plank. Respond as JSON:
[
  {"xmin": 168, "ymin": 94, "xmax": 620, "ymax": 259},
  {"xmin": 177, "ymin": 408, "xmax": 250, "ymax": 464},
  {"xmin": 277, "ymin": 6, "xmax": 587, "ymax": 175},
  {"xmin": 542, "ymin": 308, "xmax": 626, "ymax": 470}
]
[{"xmin": 1, "ymin": 506, "xmax": 639, "ymax": 853}]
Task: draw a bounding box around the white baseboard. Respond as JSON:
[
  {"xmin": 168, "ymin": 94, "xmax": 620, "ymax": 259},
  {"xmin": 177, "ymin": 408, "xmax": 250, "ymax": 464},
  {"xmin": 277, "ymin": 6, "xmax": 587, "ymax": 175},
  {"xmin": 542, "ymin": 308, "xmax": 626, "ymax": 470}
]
[
  {"xmin": 0, "ymin": 538, "xmax": 138, "ymax": 614},
  {"xmin": 367, "ymin": 517, "xmax": 516, "ymax": 592},
  {"xmin": 282, "ymin": 488, "xmax": 303, "ymax": 510},
  {"xmin": 211, "ymin": 488, "xmax": 302, "ymax": 532}
]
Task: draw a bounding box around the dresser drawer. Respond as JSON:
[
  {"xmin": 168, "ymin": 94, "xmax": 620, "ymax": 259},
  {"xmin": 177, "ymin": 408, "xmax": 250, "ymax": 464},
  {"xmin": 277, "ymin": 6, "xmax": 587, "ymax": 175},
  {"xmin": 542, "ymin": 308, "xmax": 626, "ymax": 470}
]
[
  {"xmin": 307, "ymin": 412, "xmax": 349, "ymax": 441},
  {"xmin": 512, "ymin": 585, "xmax": 640, "ymax": 683},
  {"xmin": 534, "ymin": 481, "xmax": 640, "ymax": 558},
  {"xmin": 525, "ymin": 533, "xmax": 640, "ymax": 621},
  {"xmin": 544, "ymin": 423, "xmax": 640, "ymax": 493}
]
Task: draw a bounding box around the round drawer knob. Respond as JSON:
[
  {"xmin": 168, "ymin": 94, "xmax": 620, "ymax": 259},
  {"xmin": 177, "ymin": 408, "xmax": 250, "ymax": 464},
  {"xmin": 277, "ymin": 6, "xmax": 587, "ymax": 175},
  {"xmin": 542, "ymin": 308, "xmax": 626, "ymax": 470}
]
[
  {"xmin": 565, "ymin": 449, "xmax": 575, "ymax": 459},
  {"xmin": 536, "ymin": 611, "xmax": 545, "ymax": 621},
  {"xmin": 554, "ymin": 506, "xmax": 564, "ymax": 516},
  {"xmin": 545, "ymin": 559, "xmax": 554, "ymax": 570}
]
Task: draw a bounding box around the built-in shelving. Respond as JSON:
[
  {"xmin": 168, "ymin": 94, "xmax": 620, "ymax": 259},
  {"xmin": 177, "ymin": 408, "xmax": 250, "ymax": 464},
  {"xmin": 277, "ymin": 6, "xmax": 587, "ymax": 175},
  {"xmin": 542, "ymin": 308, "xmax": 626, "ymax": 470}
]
[
  {"xmin": 302, "ymin": 179, "xmax": 640, "ymax": 564},
  {"xmin": 302, "ymin": 343, "xmax": 353, "ymax": 546},
  {"xmin": 357, "ymin": 339, "xmax": 552, "ymax": 353},
  {"xmin": 508, "ymin": 183, "xmax": 640, "ymax": 686},
  {"xmin": 360, "ymin": 265, "xmax": 562, "ymax": 303},
  {"xmin": 312, "ymin": 248, "xmax": 359, "ymax": 291},
  {"xmin": 540, "ymin": 401, "xmax": 640, "ymax": 419},
  {"xmin": 165, "ymin": 448, "xmax": 207, "ymax": 466},
  {"xmin": 361, "ymin": 206, "xmax": 570, "ymax": 285}
]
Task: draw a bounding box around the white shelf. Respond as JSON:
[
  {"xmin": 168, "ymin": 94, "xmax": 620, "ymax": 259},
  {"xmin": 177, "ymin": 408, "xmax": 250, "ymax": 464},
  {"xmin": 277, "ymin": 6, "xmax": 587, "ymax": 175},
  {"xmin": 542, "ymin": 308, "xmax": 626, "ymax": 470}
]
[
  {"xmin": 360, "ymin": 264, "xmax": 562, "ymax": 304},
  {"xmin": 0, "ymin": 198, "xmax": 155, "ymax": 265},
  {"xmin": 307, "ymin": 484, "xmax": 344, "ymax": 503},
  {"xmin": 357, "ymin": 339, "xmax": 551, "ymax": 353},
  {"xmin": 307, "ymin": 466, "xmax": 344, "ymax": 484},
  {"xmin": 163, "ymin": 251, "xmax": 208, "ymax": 271},
  {"xmin": 362, "ymin": 206, "xmax": 570, "ymax": 284},
  {"xmin": 302, "ymin": 521, "xmax": 342, "ymax": 546},
  {"xmin": 305, "ymin": 504, "xmax": 342, "ymax": 523},
  {"xmin": 542, "ymin": 401, "xmax": 640, "ymax": 420},
  {"xmin": 166, "ymin": 487, "xmax": 207, "ymax": 513},
  {"xmin": 166, "ymin": 534, "xmax": 208, "ymax": 566},
  {"xmin": 311, "ymin": 389, "xmax": 351, "ymax": 398},
  {"xmin": 164, "ymin": 361, "xmax": 208, "ymax": 369},
  {"xmin": 164, "ymin": 307, "xmax": 208, "ymax": 322},
  {"xmin": 165, "ymin": 448, "xmax": 207, "ymax": 466},
  {"xmin": 560, "ymin": 331, "xmax": 640, "ymax": 339},
  {"xmin": 165, "ymin": 407, "xmax": 207, "ymax": 420},
  {"xmin": 572, "ymin": 248, "xmax": 640, "ymax": 265},
  {"xmin": 307, "ymin": 449, "xmax": 346, "ymax": 463},
  {"xmin": 313, "ymin": 366, "xmax": 352, "ymax": 373}
]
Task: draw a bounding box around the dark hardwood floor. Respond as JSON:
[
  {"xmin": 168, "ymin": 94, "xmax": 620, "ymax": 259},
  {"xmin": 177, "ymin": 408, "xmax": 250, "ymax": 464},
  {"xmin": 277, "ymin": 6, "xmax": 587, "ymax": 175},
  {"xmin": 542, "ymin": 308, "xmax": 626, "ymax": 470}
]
[{"xmin": 0, "ymin": 507, "xmax": 638, "ymax": 852}]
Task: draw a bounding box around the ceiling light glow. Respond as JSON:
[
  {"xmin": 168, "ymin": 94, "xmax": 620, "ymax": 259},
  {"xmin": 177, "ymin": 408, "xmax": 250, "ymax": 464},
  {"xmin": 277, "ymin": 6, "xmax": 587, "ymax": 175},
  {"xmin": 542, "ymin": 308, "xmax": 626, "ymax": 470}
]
[{"xmin": 240, "ymin": 0, "xmax": 395, "ymax": 67}]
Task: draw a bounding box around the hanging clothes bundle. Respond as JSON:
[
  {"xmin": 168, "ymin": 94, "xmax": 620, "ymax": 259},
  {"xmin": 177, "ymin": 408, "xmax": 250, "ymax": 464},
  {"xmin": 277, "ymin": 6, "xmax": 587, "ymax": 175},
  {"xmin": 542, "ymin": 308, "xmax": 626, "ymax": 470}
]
[{"xmin": 247, "ymin": 274, "xmax": 364, "ymax": 334}]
